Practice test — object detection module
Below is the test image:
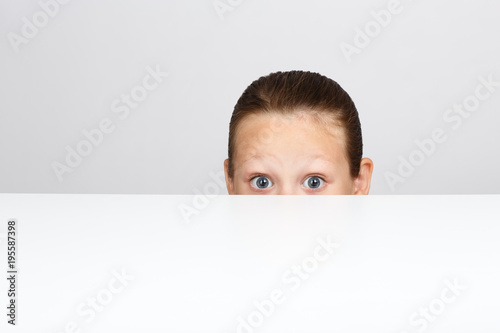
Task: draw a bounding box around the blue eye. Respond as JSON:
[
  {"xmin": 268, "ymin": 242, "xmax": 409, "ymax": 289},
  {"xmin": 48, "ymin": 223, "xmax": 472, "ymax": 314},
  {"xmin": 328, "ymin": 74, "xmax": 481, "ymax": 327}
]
[
  {"xmin": 303, "ymin": 176, "xmax": 325, "ymax": 189},
  {"xmin": 250, "ymin": 176, "xmax": 273, "ymax": 189}
]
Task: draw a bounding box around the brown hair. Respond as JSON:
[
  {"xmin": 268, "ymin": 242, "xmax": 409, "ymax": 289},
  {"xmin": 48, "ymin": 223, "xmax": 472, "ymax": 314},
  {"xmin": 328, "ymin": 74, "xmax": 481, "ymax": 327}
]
[{"xmin": 227, "ymin": 70, "xmax": 363, "ymax": 179}]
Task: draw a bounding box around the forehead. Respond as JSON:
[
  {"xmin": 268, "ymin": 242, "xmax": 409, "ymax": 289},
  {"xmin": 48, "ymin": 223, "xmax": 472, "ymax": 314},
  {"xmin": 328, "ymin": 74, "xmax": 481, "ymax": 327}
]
[{"xmin": 233, "ymin": 111, "xmax": 348, "ymax": 165}]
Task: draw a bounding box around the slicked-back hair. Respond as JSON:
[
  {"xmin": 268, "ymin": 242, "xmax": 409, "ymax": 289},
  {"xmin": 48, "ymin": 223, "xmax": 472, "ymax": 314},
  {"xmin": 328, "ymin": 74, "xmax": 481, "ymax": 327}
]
[{"xmin": 227, "ymin": 70, "xmax": 363, "ymax": 179}]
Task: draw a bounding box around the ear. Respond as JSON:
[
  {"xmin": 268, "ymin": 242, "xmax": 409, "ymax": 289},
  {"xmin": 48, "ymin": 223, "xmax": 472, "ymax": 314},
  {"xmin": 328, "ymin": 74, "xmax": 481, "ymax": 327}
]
[
  {"xmin": 224, "ymin": 159, "xmax": 234, "ymax": 194},
  {"xmin": 353, "ymin": 157, "xmax": 374, "ymax": 195}
]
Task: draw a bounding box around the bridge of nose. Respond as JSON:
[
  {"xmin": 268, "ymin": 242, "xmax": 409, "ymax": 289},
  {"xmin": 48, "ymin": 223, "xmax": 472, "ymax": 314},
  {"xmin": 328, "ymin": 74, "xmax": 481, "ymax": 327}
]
[{"xmin": 275, "ymin": 177, "xmax": 303, "ymax": 195}]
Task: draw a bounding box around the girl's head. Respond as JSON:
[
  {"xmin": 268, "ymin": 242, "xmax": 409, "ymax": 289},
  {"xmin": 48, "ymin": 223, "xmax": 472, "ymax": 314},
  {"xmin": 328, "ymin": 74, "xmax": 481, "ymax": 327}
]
[{"xmin": 224, "ymin": 70, "xmax": 373, "ymax": 195}]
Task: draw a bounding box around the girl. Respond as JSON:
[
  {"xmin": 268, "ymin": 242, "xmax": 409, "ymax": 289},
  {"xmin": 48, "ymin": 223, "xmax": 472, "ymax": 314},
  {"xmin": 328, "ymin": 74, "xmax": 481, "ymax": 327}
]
[{"xmin": 224, "ymin": 70, "xmax": 373, "ymax": 195}]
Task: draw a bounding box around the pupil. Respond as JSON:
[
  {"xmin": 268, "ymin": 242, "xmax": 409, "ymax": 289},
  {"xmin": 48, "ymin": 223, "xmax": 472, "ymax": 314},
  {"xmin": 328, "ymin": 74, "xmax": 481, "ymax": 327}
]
[
  {"xmin": 308, "ymin": 177, "xmax": 320, "ymax": 188},
  {"xmin": 257, "ymin": 177, "xmax": 268, "ymax": 188}
]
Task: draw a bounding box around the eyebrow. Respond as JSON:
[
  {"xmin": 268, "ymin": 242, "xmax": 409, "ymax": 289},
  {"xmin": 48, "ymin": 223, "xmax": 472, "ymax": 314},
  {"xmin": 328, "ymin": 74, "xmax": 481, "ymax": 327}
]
[
  {"xmin": 239, "ymin": 152, "xmax": 278, "ymax": 165},
  {"xmin": 240, "ymin": 152, "xmax": 335, "ymax": 167}
]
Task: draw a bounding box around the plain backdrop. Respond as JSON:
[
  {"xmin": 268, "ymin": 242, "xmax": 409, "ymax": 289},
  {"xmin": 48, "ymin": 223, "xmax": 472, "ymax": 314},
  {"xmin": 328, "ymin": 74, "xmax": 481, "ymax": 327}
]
[{"xmin": 0, "ymin": 0, "xmax": 499, "ymax": 194}]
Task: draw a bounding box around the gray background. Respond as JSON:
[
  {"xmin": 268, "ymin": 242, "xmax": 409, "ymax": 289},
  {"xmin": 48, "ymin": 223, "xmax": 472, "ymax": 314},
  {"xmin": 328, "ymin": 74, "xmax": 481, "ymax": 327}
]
[{"xmin": 1, "ymin": 0, "xmax": 499, "ymax": 195}]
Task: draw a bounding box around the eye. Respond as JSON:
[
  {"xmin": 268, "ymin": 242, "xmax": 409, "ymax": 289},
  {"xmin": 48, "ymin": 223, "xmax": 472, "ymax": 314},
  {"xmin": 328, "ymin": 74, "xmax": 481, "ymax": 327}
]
[
  {"xmin": 302, "ymin": 176, "xmax": 325, "ymax": 190},
  {"xmin": 250, "ymin": 175, "xmax": 274, "ymax": 189}
]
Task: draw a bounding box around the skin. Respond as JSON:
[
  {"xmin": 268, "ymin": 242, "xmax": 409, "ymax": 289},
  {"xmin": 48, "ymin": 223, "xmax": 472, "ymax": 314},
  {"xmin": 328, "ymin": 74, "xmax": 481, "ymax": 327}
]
[{"xmin": 224, "ymin": 111, "xmax": 374, "ymax": 195}]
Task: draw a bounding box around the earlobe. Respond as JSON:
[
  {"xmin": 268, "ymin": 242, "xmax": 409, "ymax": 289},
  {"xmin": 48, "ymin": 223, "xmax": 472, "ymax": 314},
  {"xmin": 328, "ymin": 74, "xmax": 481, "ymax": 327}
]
[
  {"xmin": 354, "ymin": 157, "xmax": 374, "ymax": 195},
  {"xmin": 223, "ymin": 159, "xmax": 234, "ymax": 194}
]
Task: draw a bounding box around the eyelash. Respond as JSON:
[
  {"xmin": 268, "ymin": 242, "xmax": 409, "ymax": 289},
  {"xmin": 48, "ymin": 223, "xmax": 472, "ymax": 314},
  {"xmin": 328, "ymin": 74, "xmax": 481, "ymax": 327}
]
[
  {"xmin": 248, "ymin": 174, "xmax": 266, "ymax": 181},
  {"xmin": 304, "ymin": 175, "xmax": 327, "ymax": 190},
  {"xmin": 249, "ymin": 174, "xmax": 270, "ymax": 183},
  {"xmin": 248, "ymin": 174, "xmax": 328, "ymax": 185},
  {"xmin": 248, "ymin": 174, "xmax": 272, "ymax": 191}
]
